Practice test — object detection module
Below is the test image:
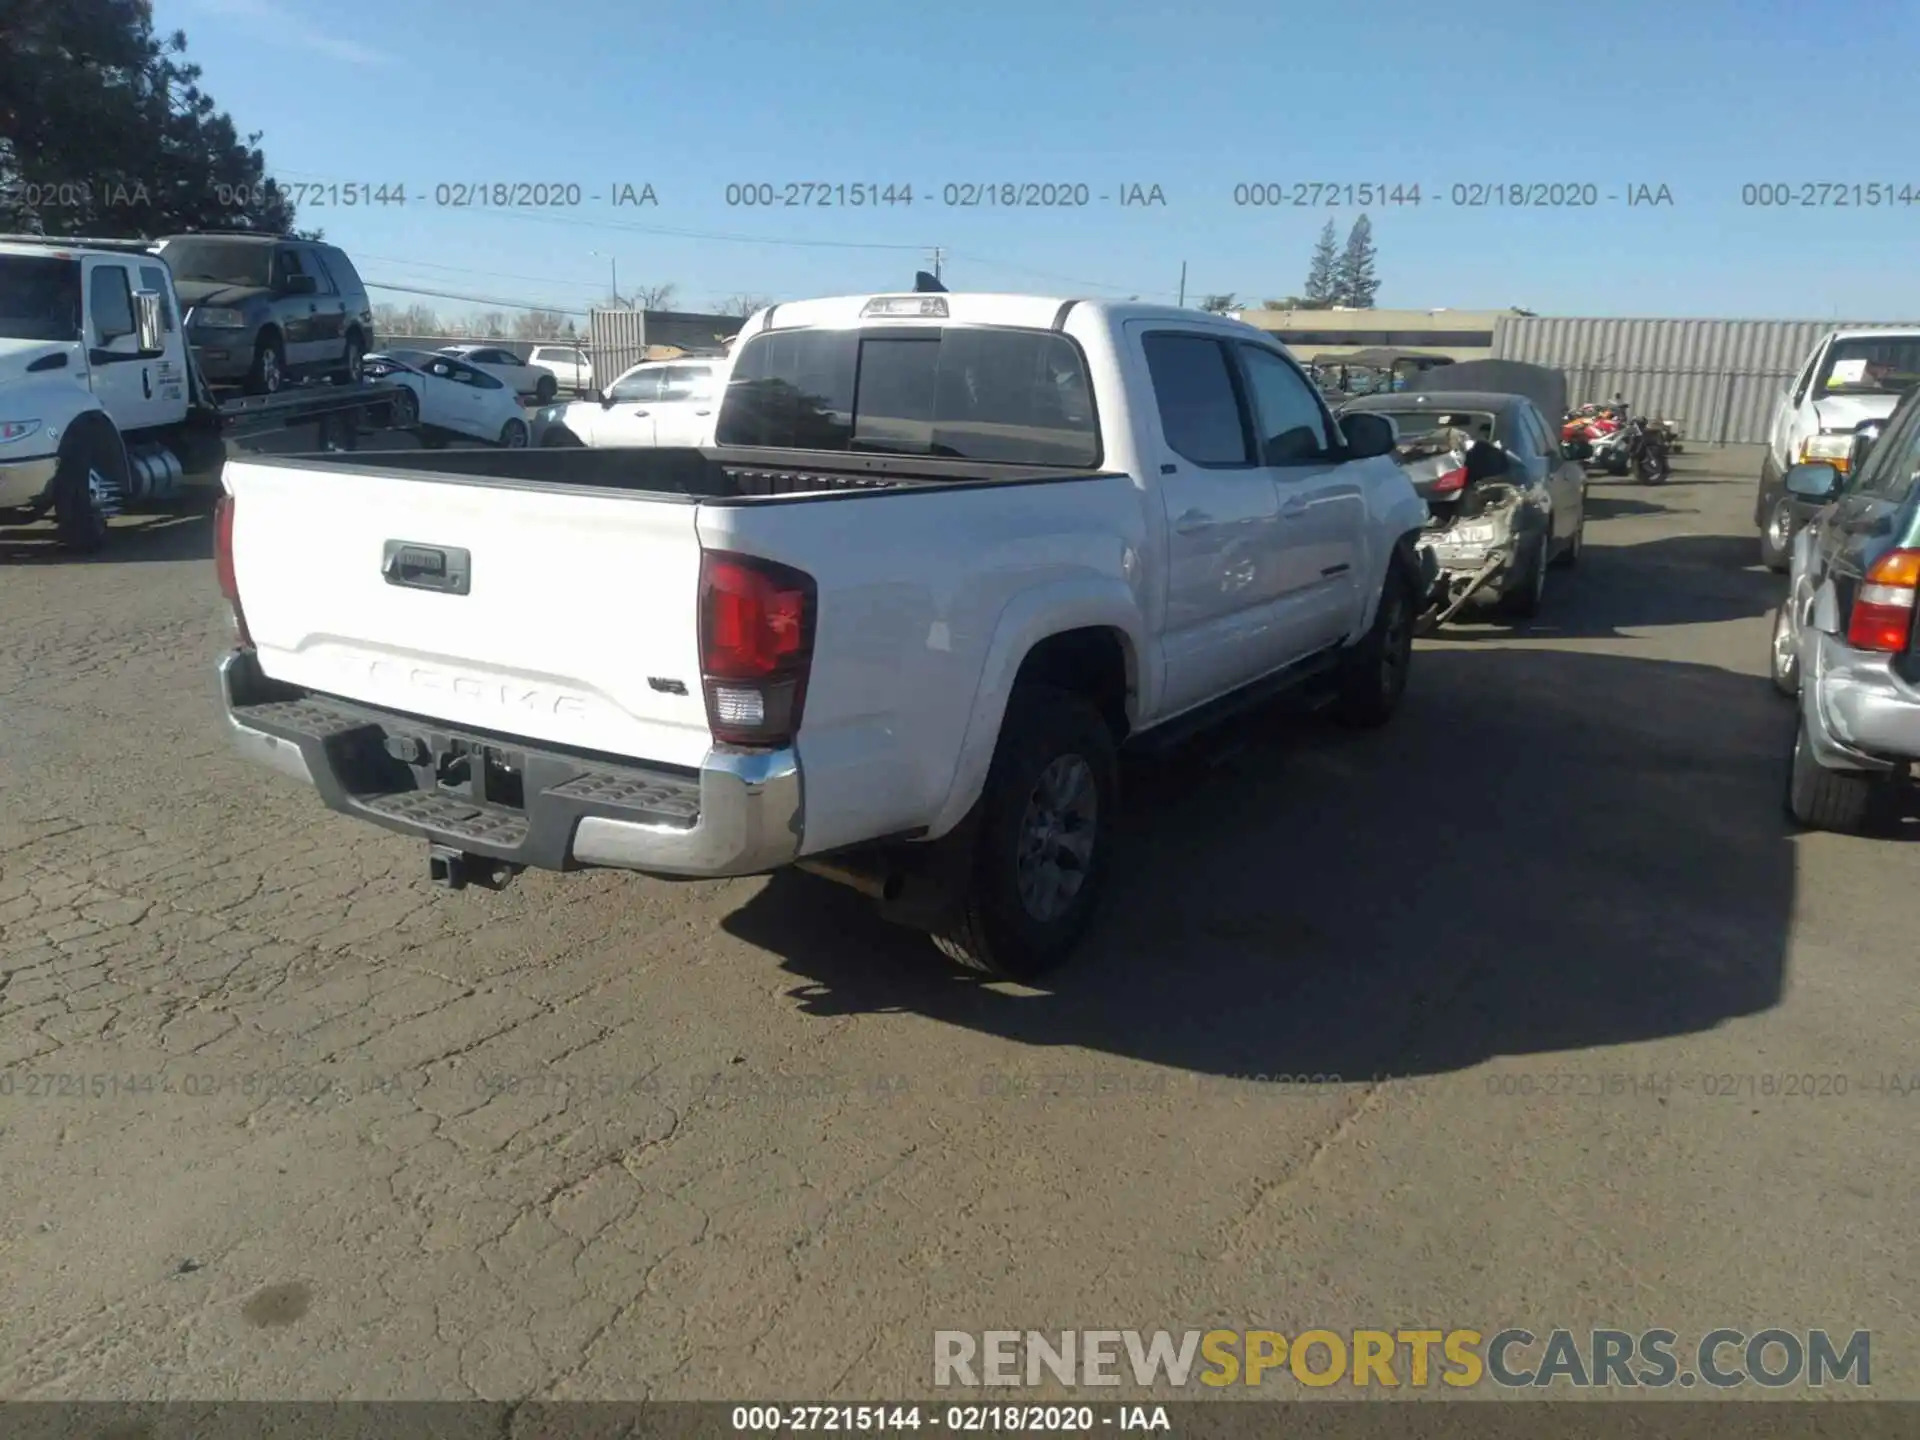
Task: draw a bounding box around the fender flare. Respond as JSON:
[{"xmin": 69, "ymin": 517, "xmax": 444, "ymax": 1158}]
[
  {"xmin": 926, "ymin": 576, "xmax": 1148, "ymax": 837},
  {"xmin": 58, "ymin": 405, "xmax": 130, "ymax": 476}
]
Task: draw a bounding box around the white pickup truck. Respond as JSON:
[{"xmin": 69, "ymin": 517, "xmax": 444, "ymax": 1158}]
[{"xmin": 217, "ymin": 291, "xmax": 1430, "ymax": 978}]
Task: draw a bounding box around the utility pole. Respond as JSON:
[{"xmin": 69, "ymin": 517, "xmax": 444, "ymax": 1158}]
[
  {"xmin": 928, "ymin": 246, "xmax": 944, "ymax": 283},
  {"xmin": 1177, "ymin": 261, "xmax": 1187, "ymax": 309}
]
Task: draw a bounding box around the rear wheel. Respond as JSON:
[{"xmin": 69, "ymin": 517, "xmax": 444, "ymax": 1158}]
[
  {"xmin": 332, "ymin": 332, "xmax": 366, "ymax": 385},
  {"xmin": 1498, "ymin": 531, "xmax": 1549, "ymax": 619},
  {"xmin": 931, "ymin": 687, "xmax": 1118, "ymax": 982},
  {"xmin": 534, "ymin": 374, "xmax": 557, "ymax": 404},
  {"xmin": 388, "ymin": 386, "xmax": 419, "ymax": 429},
  {"xmin": 499, "ymin": 418, "xmax": 529, "ymax": 449},
  {"xmin": 1769, "ymin": 603, "xmax": 1800, "ymax": 697},
  {"xmin": 1787, "ymin": 712, "xmax": 1893, "ymax": 833},
  {"xmin": 1760, "ymin": 496, "xmax": 1794, "ymax": 573}
]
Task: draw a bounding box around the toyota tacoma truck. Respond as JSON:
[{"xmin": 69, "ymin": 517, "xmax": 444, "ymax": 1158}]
[{"xmin": 216, "ymin": 291, "xmax": 1430, "ymax": 978}]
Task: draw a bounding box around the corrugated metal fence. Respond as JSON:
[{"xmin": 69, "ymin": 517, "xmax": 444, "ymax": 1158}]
[{"xmin": 1494, "ymin": 317, "xmax": 1920, "ymax": 445}]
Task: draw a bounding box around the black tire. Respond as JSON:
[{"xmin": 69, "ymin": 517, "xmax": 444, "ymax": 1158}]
[
  {"xmin": 1638, "ymin": 451, "xmax": 1669, "ymax": 485},
  {"xmin": 499, "ymin": 418, "xmax": 529, "ymax": 449},
  {"xmin": 1333, "ymin": 563, "xmax": 1416, "ymax": 728},
  {"xmin": 1498, "ymin": 531, "xmax": 1549, "ymax": 619},
  {"xmin": 245, "ymin": 330, "xmax": 286, "ymax": 396},
  {"xmin": 931, "ymin": 686, "xmax": 1118, "ymax": 982},
  {"xmin": 1759, "ymin": 495, "xmax": 1793, "ymax": 573},
  {"xmin": 388, "ymin": 386, "xmax": 419, "ymax": 430},
  {"xmin": 1769, "ymin": 603, "xmax": 1800, "ymax": 698},
  {"xmin": 51, "ymin": 424, "xmax": 122, "ymax": 553},
  {"xmin": 1553, "ymin": 511, "xmax": 1583, "ymax": 568},
  {"xmin": 1605, "ymin": 449, "xmax": 1630, "ymax": 476},
  {"xmin": 1787, "ymin": 712, "xmax": 1892, "ymax": 833},
  {"xmin": 332, "ymin": 331, "xmax": 366, "ymax": 386},
  {"xmin": 534, "ymin": 374, "xmax": 557, "ymax": 404}
]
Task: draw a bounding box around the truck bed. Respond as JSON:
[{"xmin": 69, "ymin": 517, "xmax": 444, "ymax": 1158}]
[{"xmin": 260, "ymin": 443, "xmax": 1113, "ymax": 502}]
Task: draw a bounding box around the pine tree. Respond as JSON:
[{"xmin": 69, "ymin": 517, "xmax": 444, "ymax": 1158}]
[
  {"xmin": 1303, "ymin": 221, "xmax": 1339, "ymax": 306},
  {"xmin": 1334, "ymin": 215, "xmax": 1380, "ymax": 308}
]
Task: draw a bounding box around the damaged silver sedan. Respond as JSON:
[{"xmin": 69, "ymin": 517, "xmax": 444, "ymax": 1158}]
[{"xmin": 1338, "ymin": 361, "xmax": 1590, "ymax": 631}]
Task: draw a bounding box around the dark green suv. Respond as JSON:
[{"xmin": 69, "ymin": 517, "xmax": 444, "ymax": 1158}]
[{"xmin": 153, "ymin": 233, "xmax": 374, "ymax": 394}]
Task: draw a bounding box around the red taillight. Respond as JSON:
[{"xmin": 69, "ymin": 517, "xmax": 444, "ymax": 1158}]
[
  {"xmin": 213, "ymin": 492, "xmax": 253, "ymax": 648},
  {"xmin": 1431, "ymin": 466, "xmax": 1469, "ymax": 496},
  {"xmin": 698, "ymin": 551, "xmax": 816, "ymax": 747},
  {"xmin": 1846, "ymin": 549, "xmax": 1920, "ymax": 653}
]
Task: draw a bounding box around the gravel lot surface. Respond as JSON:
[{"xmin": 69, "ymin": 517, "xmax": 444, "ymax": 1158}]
[{"xmin": 0, "ymin": 442, "xmax": 1912, "ymax": 1401}]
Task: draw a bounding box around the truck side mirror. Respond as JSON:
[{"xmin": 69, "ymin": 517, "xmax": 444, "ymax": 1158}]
[
  {"xmin": 1784, "ymin": 462, "xmax": 1842, "ymax": 502},
  {"xmin": 133, "ymin": 290, "xmax": 166, "ymax": 356}
]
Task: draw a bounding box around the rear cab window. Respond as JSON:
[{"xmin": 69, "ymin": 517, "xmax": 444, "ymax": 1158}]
[{"xmin": 716, "ymin": 324, "xmax": 1101, "ymax": 466}]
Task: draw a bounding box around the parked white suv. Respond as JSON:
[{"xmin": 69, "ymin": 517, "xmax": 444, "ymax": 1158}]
[
  {"xmin": 528, "ymin": 344, "xmax": 592, "ymax": 394},
  {"xmin": 1756, "ymin": 328, "xmax": 1920, "ymax": 570}
]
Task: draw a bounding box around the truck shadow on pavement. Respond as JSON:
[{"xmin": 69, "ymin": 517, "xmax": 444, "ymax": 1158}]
[
  {"xmin": 723, "ymin": 646, "xmax": 1797, "ymax": 1084},
  {"xmin": 0, "ymin": 508, "xmax": 214, "ymax": 565}
]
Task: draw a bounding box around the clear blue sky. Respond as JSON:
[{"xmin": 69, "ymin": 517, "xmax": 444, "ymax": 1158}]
[{"xmin": 156, "ymin": 0, "xmax": 1920, "ymax": 320}]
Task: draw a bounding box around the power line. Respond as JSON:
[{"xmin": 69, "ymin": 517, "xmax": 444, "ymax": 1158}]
[{"xmin": 365, "ymin": 280, "xmax": 590, "ymax": 315}]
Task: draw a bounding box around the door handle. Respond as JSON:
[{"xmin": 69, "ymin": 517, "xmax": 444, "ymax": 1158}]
[
  {"xmin": 1280, "ymin": 495, "xmax": 1311, "ymax": 518},
  {"xmin": 629, "ymin": 409, "xmax": 650, "ymax": 417},
  {"xmin": 694, "ymin": 409, "xmax": 711, "ymax": 416},
  {"xmin": 1174, "ymin": 508, "xmax": 1211, "ymax": 534}
]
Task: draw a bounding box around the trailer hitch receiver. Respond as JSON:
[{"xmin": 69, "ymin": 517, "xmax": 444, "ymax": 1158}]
[{"xmin": 427, "ymin": 844, "xmax": 519, "ymax": 892}]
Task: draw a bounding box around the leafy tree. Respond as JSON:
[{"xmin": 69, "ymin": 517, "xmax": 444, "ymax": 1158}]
[
  {"xmin": 1333, "ymin": 214, "xmax": 1380, "ymax": 308},
  {"xmin": 1263, "ymin": 295, "xmax": 1310, "ymax": 310},
  {"xmin": 1, "ymin": 0, "xmax": 298, "ymax": 237},
  {"xmin": 1199, "ymin": 293, "xmax": 1237, "ymax": 314},
  {"xmin": 1303, "ymin": 220, "xmax": 1339, "ymax": 305}
]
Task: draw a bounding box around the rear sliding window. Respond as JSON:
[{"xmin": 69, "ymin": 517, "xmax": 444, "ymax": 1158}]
[{"xmin": 715, "ymin": 325, "xmax": 1100, "ymax": 466}]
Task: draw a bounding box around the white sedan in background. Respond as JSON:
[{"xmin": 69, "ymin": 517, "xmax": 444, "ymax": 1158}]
[
  {"xmin": 533, "ymin": 358, "xmax": 726, "ymax": 448},
  {"xmin": 434, "ymin": 343, "xmax": 560, "ymax": 402},
  {"xmin": 367, "ymin": 350, "xmax": 533, "ymax": 448}
]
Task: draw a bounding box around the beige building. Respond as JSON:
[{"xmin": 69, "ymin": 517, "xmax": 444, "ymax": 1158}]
[{"xmin": 1233, "ymin": 307, "xmax": 1531, "ymax": 364}]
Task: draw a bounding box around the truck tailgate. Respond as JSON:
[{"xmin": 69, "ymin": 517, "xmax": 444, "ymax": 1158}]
[{"xmin": 224, "ymin": 458, "xmax": 714, "ymax": 768}]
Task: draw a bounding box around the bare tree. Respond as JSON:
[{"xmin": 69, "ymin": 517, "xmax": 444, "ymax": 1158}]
[
  {"xmin": 632, "ymin": 282, "xmax": 678, "ymax": 310},
  {"xmin": 512, "ymin": 310, "xmax": 572, "ymax": 340},
  {"xmin": 713, "ymin": 293, "xmax": 774, "ymax": 317},
  {"xmin": 474, "ymin": 311, "xmax": 508, "ymax": 338},
  {"xmin": 1199, "ymin": 293, "xmax": 1237, "ymax": 314}
]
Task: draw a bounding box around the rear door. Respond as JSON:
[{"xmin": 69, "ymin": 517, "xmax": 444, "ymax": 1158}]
[
  {"xmin": 1813, "ymin": 399, "xmax": 1920, "ymax": 622},
  {"xmin": 302, "ymin": 245, "xmax": 347, "ymax": 360},
  {"xmin": 1232, "ymin": 340, "xmax": 1364, "ymax": 652},
  {"xmin": 272, "ymin": 246, "xmax": 323, "ymax": 367},
  {"xmin": 225, "ymin": 458, "xmax": 715, "ymax": 767}
]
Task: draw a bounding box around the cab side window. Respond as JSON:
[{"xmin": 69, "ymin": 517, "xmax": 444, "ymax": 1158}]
[
  {"xmin": 1142, "ymin": 333, "xmax": 1252, "ymax": 467},
  {"xmin": 89, "ymin": 265, "xmax": 136, "ymax": 343}
]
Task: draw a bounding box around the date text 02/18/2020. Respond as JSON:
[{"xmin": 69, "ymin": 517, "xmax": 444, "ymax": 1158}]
[{"xmin": 1231, "ymin": 182, "xmax": 1676, "ymax": 207}]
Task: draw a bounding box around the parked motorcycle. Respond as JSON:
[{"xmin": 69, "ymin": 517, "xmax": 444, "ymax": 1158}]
[{"xmin": 1621, "ymin": 415, "xmax": 1671, "ymax": 484}]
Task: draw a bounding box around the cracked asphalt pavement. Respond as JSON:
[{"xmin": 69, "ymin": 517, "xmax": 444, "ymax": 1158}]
[{"xmin": 1, "ymin": 443, "xmax": 1914, "ymax": 1400}]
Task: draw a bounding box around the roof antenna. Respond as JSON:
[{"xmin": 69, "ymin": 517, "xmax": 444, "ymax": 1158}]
[{"xmin": 913, "ymin": 270, "xmax": 947, "ymax": 294}]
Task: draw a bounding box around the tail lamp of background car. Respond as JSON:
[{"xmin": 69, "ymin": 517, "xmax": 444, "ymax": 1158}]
[
  {"xmin": 1846, "ymin": 550, "xmax": 1920, "ymax": 653},
  {"xmin": 698, "ymin": 552, "xmax": 816, "ymax": 747},
  {"xmin": 1430, "ymin": 465, "xmax": 1469, "ymax": 496},
  {"xmin": 213, "ymin": 493, "xmax": 253, "ymax": 647}
]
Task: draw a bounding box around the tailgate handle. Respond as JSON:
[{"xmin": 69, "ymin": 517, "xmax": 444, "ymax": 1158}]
[{"xmin": 382, "ymin": 540, "xmax": 471, "ymax": 595}]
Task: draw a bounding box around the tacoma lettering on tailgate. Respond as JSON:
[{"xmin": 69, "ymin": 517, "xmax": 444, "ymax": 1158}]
[{"xmin": 365, "ymin": 660, "xmax": 593, "ymax": 719}]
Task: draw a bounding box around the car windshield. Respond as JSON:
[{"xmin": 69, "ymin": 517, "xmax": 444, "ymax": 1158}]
[
  {"xmin": 715, "ymin": 324, "xmax": 1100, "ymax": 465},
  {"xmin": 157, "ymin": 239, "xmax": 272, "ymax": 288},
  {"xmin": 1817, "ymin": 336, "xmax": 1920, "ymax": 397},
  {"xmin": 0, "ymin": 254, "xmax": 83, "ymax": 342}
]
